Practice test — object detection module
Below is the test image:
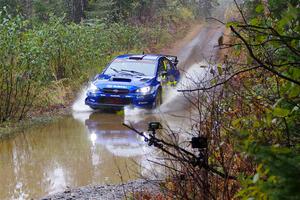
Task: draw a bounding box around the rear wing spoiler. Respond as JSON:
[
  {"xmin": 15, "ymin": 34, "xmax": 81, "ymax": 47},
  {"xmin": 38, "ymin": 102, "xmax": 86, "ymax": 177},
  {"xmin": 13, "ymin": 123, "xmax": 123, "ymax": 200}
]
[{"xmin": 165, "ymin": 55, "xmax": 179, "ymax": 67}]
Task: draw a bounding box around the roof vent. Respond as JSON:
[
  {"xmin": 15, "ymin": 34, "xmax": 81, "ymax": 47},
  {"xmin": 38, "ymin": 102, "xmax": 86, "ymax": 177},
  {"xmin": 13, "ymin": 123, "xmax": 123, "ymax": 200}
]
[{"xmin": 129, "ymin": 55, "xmax": 145, "ymax": 60}]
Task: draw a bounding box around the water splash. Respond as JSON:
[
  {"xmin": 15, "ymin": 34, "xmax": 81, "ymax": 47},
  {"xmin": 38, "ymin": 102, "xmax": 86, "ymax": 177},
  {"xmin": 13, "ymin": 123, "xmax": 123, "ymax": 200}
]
[
  {"xmin": 72, "ymin": 86, "xmax": 92, "ymax": 113},
  {"xmin": 71, "ymin": 86, "xmax": 94, "ymax": 123},
  {"xmin": 159, "ymin": 61, "xmax": 212, "ymax": 112}
]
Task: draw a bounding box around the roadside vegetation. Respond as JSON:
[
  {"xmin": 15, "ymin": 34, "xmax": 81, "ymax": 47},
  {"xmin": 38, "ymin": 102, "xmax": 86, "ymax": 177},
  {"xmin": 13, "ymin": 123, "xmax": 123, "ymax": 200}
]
[
  {"xmin": 0, "ymin": 0, "xmax": 215, "ymax": 126},
  {"xmin": 124, "ymin": 0, "xmax": 300, "ymax": 199}
]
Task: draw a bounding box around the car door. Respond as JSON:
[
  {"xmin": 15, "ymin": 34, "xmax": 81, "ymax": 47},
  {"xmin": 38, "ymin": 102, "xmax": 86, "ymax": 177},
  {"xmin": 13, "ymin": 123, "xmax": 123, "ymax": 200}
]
[{"xmin": 163, "ymin": 58, "xmax": 180, "ymax": 85}]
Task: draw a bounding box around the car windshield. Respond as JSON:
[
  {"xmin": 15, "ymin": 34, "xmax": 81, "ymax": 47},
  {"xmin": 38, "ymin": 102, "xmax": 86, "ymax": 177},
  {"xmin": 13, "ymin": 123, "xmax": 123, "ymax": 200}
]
[{"xmin": 104, "ymin": 58, "xmax": 157, "ymax": 77}]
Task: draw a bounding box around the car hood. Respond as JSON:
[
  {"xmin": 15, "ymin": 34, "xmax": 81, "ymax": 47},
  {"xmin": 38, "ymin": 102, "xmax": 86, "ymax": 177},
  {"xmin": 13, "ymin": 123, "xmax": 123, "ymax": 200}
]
[{"xmin": 93, "ymin": 74, "xmax": 155, "ymax": 90}]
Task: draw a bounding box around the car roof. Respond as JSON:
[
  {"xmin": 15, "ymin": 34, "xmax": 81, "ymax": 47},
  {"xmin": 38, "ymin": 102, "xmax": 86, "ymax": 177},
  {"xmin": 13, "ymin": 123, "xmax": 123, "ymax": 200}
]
[{"xmin": 116, "ymin": 54, "xmax": 164, "ymax": 61}]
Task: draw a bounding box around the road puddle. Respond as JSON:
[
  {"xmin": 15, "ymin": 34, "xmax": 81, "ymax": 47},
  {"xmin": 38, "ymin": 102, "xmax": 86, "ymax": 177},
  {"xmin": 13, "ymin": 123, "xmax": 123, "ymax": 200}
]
[
  {"xmin": 0, "ymin": 111, "xmax": 158, "ymax": 200},
  {"xmin": 0, "ymin": 79, "xmax": 195, "ymax": 200}
]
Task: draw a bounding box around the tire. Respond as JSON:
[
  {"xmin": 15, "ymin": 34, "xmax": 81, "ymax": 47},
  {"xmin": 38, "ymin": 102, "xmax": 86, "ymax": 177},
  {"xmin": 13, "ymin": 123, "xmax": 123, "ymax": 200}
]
[
  {"xmin": 89, "ymin": 106, "xmax": 98, "ymax": 110},
  {"xmin": 153, "ymin": 89, "xmax": 163, "ymax": 109}
]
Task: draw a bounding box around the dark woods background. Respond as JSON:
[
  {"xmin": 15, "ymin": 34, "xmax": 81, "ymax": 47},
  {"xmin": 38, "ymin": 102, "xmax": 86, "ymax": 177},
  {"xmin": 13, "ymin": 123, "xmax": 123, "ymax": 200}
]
[{"xmin": 0, "ymin": 0, "xmax": 218, "ymax": 23}]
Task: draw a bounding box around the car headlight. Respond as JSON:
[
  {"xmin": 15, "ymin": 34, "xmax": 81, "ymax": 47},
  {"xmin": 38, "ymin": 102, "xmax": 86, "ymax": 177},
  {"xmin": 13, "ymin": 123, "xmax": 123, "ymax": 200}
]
[
  {"xmin": 137, "ymin": 86, "xmax": 152, "ymax": 94},
  {"xmin": 88, "ymin": 83, "xmax": 98, "ymax": 92}
]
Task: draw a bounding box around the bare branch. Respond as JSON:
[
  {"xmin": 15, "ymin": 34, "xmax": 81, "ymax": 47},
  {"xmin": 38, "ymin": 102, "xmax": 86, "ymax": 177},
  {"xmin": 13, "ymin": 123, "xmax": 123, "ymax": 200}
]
[
  {"xmin": 123, "ymin": 123, "xmax": 237, "ymax": 180},
  {"xmin": 233, "ymin": 0, "xmax": 248, "ymax": 25},
  {"xmin": 206, "ymin": 17, "xmax": 226, "ymax": 25},
  {"xmin": 230, "ymin": 25, "xmax": 300, "ymax": 86}
]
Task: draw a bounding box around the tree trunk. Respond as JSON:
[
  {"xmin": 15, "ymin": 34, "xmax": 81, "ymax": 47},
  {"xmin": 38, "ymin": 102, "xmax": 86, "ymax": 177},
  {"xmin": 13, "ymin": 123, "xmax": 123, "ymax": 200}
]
[
  {"xmin": 72, "ymin": 0, "xmax": 86, "ymax": 23},
  {"xmin": 20, "ymin": 0, "xmax": 32, "ymax": 18},
  {"xmin": 82, "ymin": 0, "xmax": 88, "ymax": 10}
]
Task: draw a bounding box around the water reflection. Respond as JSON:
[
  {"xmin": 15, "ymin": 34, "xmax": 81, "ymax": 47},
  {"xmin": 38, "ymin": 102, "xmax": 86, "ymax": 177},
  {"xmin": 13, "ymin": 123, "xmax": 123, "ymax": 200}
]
[
  {"xmin": 0, "ymin": 111, "xmax": 156, "ymax": 200},
  {"xmin": 84, "ymin": 112, "xmax": 154, "ymax": 157}
]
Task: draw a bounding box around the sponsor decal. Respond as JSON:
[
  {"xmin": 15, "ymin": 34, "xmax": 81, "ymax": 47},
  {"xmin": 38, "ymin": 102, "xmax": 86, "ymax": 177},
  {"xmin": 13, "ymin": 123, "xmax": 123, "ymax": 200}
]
[{"xmin": 106, "ymin": 85, "xmax": 128, "ymax": 89}]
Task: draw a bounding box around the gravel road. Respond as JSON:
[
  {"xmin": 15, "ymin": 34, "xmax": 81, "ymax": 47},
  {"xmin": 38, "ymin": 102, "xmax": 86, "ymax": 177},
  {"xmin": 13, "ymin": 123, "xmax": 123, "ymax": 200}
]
[{"xmin": 42, "ymin": 180, "xmax": 160, "ymax": 200}]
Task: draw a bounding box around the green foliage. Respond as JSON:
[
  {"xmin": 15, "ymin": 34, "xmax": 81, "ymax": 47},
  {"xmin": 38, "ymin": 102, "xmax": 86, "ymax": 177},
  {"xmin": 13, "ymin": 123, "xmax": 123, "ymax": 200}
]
[
  {"xmin": 0, "ymin": 10, "xmax": 145, "ymax": 121},
  {"xmin": 227, "ymin": 0, "xmax": 300, "ymax": 199},
  {"xmin": 237, "ymin": 146, "xmax": 300, "ymax": 200},
  {"xmin": 0, "ymin": 0, "xmax": 203, "ymax": 23},
  {"xmin": 0, "ymin": 0, "xmax": 21, "ymax": 15},
  {"xmin": 86, "ymin": 0, "xmax": 197, "ymax": 23},
  {"xmin": 32, "ymin": 0, "xmax": 68, "ymax": 21}
]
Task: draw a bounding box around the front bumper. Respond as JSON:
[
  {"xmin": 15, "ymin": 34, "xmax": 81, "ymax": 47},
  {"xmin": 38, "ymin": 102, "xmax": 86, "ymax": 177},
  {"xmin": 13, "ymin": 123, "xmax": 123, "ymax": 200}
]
[{"xmin": 85, "ymin": 91, "xmax": 156, "ymax": 109}]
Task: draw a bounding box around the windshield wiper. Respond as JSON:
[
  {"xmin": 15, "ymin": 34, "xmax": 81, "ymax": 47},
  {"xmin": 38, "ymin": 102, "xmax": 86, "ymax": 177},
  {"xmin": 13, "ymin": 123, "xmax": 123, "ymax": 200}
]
[{"xmin": 120, "ymin": 69, "xmax": 145, "ymax": 76}]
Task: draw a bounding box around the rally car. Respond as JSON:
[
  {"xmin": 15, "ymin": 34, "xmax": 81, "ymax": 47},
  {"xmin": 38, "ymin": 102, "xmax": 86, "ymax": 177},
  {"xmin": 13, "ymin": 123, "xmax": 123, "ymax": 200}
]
[{"xmin": 85, "ymin": 54, "xmax": 180, "ymax": 109}]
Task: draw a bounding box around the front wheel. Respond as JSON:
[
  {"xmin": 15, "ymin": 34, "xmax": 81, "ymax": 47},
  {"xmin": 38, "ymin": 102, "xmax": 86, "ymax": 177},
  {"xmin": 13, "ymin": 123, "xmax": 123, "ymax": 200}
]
[
  {"xmin": 153, "ymin": 89, "xmax": 163, "ymax": 109},
  {"xmin": 89, "ymin": 106, "xmax": 98, "ymax": 110}
]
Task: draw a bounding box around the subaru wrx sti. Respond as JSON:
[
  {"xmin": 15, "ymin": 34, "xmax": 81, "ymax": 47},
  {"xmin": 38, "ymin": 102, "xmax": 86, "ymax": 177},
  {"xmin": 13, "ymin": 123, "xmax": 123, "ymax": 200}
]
[{"xmin": 85, "ymin": 54, "xmax": 180, "ymax": 109}]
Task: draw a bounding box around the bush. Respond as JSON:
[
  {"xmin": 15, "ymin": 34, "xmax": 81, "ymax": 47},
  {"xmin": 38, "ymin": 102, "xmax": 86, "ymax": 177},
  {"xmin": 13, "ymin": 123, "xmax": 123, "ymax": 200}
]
[{"xmin": 0, "ymin": 10, "xmax": 145, "ymax": 122}]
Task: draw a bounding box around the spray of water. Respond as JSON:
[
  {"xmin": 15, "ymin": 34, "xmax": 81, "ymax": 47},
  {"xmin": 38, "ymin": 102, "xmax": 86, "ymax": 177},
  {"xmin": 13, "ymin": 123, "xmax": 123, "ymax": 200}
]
[
  {"xmin": 159, "ymin": 61, "xmax": 211, "ymax": 112},
  {"xmin": 71, "ymin": 86, "xmax": 94, "ymax": 123},
  {"xmin": 72, "ymin": 86, "xmax": 92, "ymax": 112}
]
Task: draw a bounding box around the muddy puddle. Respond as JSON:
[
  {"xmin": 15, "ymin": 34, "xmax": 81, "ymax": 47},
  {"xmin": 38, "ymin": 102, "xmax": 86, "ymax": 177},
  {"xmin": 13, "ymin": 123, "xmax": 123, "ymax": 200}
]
[
  {"xmin": 0, "ymin": 79, "xmax": 199, "ymax": 200},
  {"xmin": 0, "ymin": 111, "xmax": 161, "ymax": 199}
]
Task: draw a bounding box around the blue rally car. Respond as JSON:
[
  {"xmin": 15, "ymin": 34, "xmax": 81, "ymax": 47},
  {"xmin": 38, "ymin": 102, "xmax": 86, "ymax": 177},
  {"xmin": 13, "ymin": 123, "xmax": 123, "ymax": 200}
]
[{"xmin": 85, "ymin": 54, "xmax": 180, "ymax": 109}]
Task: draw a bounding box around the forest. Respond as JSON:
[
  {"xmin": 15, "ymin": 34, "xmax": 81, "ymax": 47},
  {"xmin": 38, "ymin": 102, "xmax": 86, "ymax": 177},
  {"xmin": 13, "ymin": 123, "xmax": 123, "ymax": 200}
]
[
  {"xmin": 0, "ymin": 0, "xmax": 299, "ymax": 199},
  {"xmin": 0, "ymin": 0, "xmax": 217, "ymax": 122}
]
